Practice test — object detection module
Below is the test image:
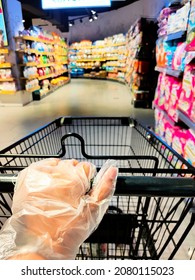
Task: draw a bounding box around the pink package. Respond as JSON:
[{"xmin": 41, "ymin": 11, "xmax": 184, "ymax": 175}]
[
  {"xmin": 164, "ymin": 120, "xmax": 178, "ymax": 148},
  {"xmin": 184, "ymin": 129, "xmax": 195, "ymax": 167},
  {"xmin": 178, "ymin": 64, "xmax": 195, "ymax": 122},
  {"xmin": 153, "ymin": 73, "xmax": 167, "ymax": 110},
  {"xmin": 172, "ymin": 42, "xmax": 187, "ymax": 71},
  {"xmin": 172, "ymin": 129, "xmax": 188, "ymax": 157},
  {"xmin": 154, "ymin": 107, "xmax": 164, "ymax": 136},
  {"xmin": 167, "ymin": 77, "xmax": 182, "ymax": 122}
]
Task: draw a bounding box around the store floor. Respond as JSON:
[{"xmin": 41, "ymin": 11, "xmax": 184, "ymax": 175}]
[
  {"xmin": 0, "ymin": 78, "xmax": 195, "ymax": 260},
  {"xmin": 0, "ymin": 79, "xmax": 154, "ymax": 150}
]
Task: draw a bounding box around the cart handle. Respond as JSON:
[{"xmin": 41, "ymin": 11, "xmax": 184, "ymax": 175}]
[
  {"xmin": 1, "ymin": 175, "xmax": 195, "ymax": 198},
  {"xmin": 60, "ymin": 132, "xmax": 159, "ymax": 167}
]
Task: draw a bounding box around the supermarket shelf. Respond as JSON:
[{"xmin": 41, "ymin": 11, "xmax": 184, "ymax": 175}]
[
  {"xmin": 15, "ymin": 36, "xmax": 67, "ymax": 47},
  {"xmin": 0, "ymin": 49, "xmax": 9, "ymax": 54},
  {"xmin": 33, "ymin": 78, "xmax": 70, "ymax": 101},
  {"xmin": 0, "ymin": 78, "xmax": 14, "ymax": 82},
  {"xmin": 26, "ymin": 86, "xmax": 40, "ymax": 92},
  {"xmin": 76, "ymin": 58, "xmax": 106, "ymax": 62},
  {"xmin": 0, "ymin": 90, "xmax": 16, "ymax": 94},
  {"xmin": 38, "ymin": 74, "xmax": 53, "ymax": 81},
  {"xmin": 0, "ymin": 63, "xmax": 12, "ymax": 68},
  {"xmin": 155, "ymin": 66, "xmax": 183, "ymax": 78},
  {"xmin": 71, "ymin": 42, "xmax": 125, "ymax": 50},
  {"xmin": 51, "ymin": 78, "xmax": 70, "ymax": 88},
  {"xmin": 177, "ymin": 109, "xmax": 195, "ymax": 132},
  {"xmin": 166, "ymin": 30, "xmax": 186, "ymax": 42},
  {"xmin": 21, "ymin": 75, "xmax": 39, "ymax": 80},
  {"xmin": 16, "ymin": 49, "xmax": 54, "ymax": 56},
  {"xmin": 105, "ymin": 57, "xmax": 119, "ymax": 60},
  {"xmin": 19, "ymin": 62, "xmax": 37, "ymax": 67},
  {"xmin": 37, "ymin": 63, "xmax": 55, "ymax": 68}
]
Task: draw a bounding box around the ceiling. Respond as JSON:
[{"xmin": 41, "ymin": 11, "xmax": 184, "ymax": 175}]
[{"xmin": 18, "ymin": 0, "xmax": 139, "ymax": 32}]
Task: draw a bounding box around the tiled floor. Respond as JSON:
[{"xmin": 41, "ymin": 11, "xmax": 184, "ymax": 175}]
[{"xmin": 0, "ymin": 78, "xmax": 194, "ymax": 259}]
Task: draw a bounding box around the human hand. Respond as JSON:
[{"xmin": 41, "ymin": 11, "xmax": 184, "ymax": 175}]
[{"xmin": 0, "ymin": 159, "xmax": 118, "ymax": 260}]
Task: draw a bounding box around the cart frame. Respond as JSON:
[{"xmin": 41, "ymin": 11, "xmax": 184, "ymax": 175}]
[{"xmin": 0, "ymin": 116, "xmax": 195, "ymax": 260}]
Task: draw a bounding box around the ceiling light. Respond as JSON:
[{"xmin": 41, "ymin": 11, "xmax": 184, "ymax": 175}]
[
  {"xmin": 93, "ymin": 13, "xmax": 98, "ymax": 20},
  {"xmin": 91, "ymin": 10, "xmax": 96, "ymax": 14},
  {"xmin": 69, "ymin": 20, "xmax": 74, "ymax": 27},
  {"xmin": 89, "ymin": 16, "xmax": 93, "ymax": 22}
]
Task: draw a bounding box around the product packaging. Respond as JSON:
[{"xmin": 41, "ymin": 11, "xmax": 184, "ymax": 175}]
[
  {"xmin": 184, "ymin": 129, "xmax": 195, "ymax": 166},
  {"xmin": 178, "ymin": 64, "xmax": 195, "ymax": 122}
]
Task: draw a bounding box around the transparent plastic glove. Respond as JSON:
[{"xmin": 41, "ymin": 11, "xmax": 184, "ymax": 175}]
[{"xmin": 0, "ymin": 158, "xmax": 118, "ymax": 260}]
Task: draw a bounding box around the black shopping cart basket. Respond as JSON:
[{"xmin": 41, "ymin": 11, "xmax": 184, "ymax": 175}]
[{"xmin": 0, "ymin": 116, "xmax": 195, "ymax": 260}]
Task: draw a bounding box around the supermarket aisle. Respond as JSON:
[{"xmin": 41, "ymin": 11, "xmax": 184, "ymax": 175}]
[
  {"xmin": 0, "ymin": 79, "xmax": 154, "ymax": 150},
  {"xmin": 0, "ymin": 78, "xmax": 195, "ymax": 260}
]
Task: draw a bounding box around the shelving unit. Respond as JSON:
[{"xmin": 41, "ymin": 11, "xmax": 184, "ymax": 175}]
[
  {"xmin": 154, "ymin": 1, "xmax": 195, "ymax": 168},
  {"xmin": 15, "ymin": 33, "xmax": 69, "ymax": 100},
  {"xmin": 125, "ymin": 17, "xmax": 157, "ymax": 108},
  {"xmin": 0, "ymin": 48, "xmax": 16, "ymax": 95},
  {"xmin": 69, "ymin": 34, "xmax": 127, "ymax": 83}
]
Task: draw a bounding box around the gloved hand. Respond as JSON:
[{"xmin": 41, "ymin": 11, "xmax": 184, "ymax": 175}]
[{"xmin": 0, "ymin": 158, "xmax": 118, "ymax": 260}]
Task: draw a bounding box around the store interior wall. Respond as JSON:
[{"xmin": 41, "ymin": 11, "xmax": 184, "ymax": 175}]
[
  {"xmin": 32, "ymin": 18, "xmax": 69, "ymax": 40},
  {"xmin": 68, "ymin": 0, "xmax": 170, "ymax": 43}
]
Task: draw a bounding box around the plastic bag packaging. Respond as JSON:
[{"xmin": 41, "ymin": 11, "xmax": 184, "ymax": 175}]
[{"xmin": 0, "ymin": 158, "xmax": 118, "ymax": 260}]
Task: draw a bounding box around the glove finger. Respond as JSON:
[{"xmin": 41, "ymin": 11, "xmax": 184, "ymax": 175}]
[{"xmin": 89, "ymin": 166, "xmax": 118, "ymax": 202}]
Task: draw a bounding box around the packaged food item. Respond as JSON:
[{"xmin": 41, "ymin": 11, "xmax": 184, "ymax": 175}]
[
  {"xmin": 172, "ymin": 129, "xmax": 188, "ymax": 157},
  {"xmin": 172, "ymin": 42, "xmax": 187, "ymax": 71},
  {"xmin": 178, "ymin": 64, "xmax": 195, "ymax": 122},
  {"xmin": 184, "ymin": 129, "xmax": 195, "ymax": 166},
  {"xmin": 166, "ymin": 77, "xmax": 182, "ymax": 122}
]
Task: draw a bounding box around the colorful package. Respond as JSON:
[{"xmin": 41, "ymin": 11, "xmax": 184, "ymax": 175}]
[
  {"xmin": 178, "ymin": 64, "xmax": 195, "ymax": 122},
  {"xmin": 164, "ymin": 120, "xmax": 178, "ymax": 148},
  {"xmin": 166, "ymin": 77, "xmax": 182, "ymax": 122},
  {"xmin": 184, "ymin": 129, "xmax": 195, "ymax": 167},
  {"xmin": 186, "ymin": 0, "xmax": 195, "ymax": 51},
  {"xmin": 172, "ymin": 129, "xmax": 188, "ymax": 157},
  {"xmin": 165, "ymin": 43, "xmax": 177, "ymax": 68},
  {"xmin": 167, "ymin": 3, "xmax": 190, "ymax": 34},
  {"xmin": 153, "ymin": 72, "xmax": 167, "ymax": 111},
  {"xmin": 172, "ymin": 42, "xmax": 187, "ymax": 71},
  {"xmin": 156, "ymin": 38, "xmax": 168, "ymax": 67},
  {"xmin": 154, "ymin": 107, "xmax": 164, "ymax": 137}
]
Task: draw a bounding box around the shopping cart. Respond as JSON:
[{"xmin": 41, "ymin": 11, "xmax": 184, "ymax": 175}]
[{"xmin": 0, "ymin": 116, "xmax": 195, "ymax": 260}]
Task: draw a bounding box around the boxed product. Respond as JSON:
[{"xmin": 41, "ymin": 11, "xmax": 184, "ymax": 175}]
[
  {"xmin": 167, "ymin": 2, "xmax": 190, "ymax": 34},
  {"xmin": 154, "ymin": 107, "xmax": 165, "ymax": 138},
  {"xmin": 172, "ymin": 128, "xmax": 188, "ymax": 157},
  {"xmin": 186, "ymin": 0, "xmax": 195, "ymax": 51},
  {"xmin": 166, "ymin": 77, "xmax": 182, "ymax": 122},
  {"xmin": 153, "ymin": 72, "xmax": 166, "ymax": 110},
  {"xmin": 178, "ymin": 64, "xmax": 195, "ymax": 122},
  {"xmin": 183, "ymin": 129, "xmax": 195, "ymax": 167},
  {"xmin": 156, "ymin": 38, "xmax": 168, "ymax": 67},
  {"xmin": 165, "ymin": 42, "xmax": 177, "ymax": 68},
  {"xmin": 172, "ymin": 42, "xmax": 187, "ymax": 71},
  {"xmin": 164, "ymin": 120, "xmax": 178, "ymax": 148}
]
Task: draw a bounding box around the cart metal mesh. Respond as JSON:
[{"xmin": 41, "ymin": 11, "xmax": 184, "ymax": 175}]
[{"xmin": 0, "ymin": 117, "xmax": 195, "ymax": 260}]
